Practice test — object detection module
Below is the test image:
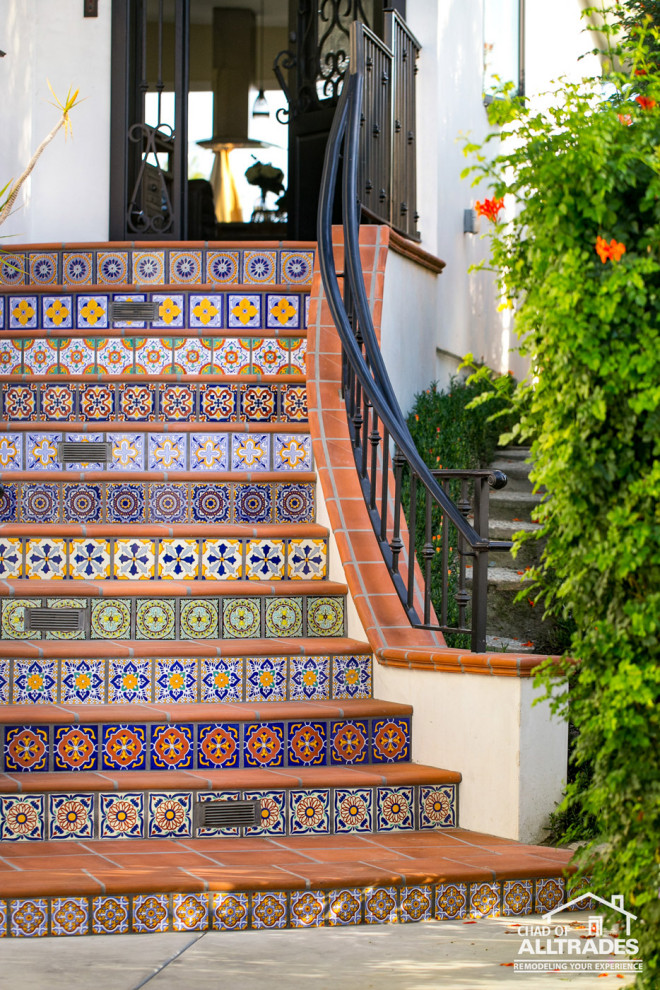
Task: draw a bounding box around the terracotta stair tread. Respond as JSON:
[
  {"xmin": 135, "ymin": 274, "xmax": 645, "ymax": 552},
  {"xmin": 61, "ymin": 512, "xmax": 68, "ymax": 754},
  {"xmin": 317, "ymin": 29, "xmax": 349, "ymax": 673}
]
[
  {"xmin": 0, "ymin": 470, "xmax": 316, "ymax": 483},
  {"xmin": 0, "ymin": 761, "xmax": 460, "ymax": 794},
  {"xmin": 0, "ymin": 578, "xmax": 346, "ymax": 597},
  {"xmin": 5, "ymin": 327, "xmax": 309, "ymax": 342},
  {"xmin": 1, "ymin": 421, "xmax": 311, "ymax": 435},
  {"xmin": 0, "ymin": 697, "xmax": 410, "ymax": 726},
  {"xmin": 0, "ymin": 523, "xmax": 328, "ymax": 538},
  {"xmin": 2, "ymin": 373, "xmax": 306, "ymax": 384},
  {"xmin": 0, "ymin": 829, "xmax": 573, "ymax": 899},
  {"xmin": 5, "ymin": 281, "xmax": 311, "ymax": 297},
  {"xmin": 0, "ymin": 636, "xmax": 370, "ymax": 659}
]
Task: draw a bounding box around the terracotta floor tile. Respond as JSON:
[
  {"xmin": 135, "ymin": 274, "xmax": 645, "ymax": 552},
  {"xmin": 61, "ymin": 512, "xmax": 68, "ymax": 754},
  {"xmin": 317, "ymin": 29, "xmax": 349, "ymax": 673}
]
[
  {"xmin": 2, "ymin": 872, "xmax": 105, "ymax": 898},
  {"xmin": 88, "ymin": 868, "xmax": 204, "ymax": 895}
]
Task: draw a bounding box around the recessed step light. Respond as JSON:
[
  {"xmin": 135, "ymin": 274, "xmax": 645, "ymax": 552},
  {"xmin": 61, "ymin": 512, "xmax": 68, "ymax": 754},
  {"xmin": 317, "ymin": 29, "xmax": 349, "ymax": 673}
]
[
  {"xmin": 195, "ymin": 799, "xmax": 263, "ymax": 831},
  {"xmin": 24, "ymin": 608, "xmax": 85, "ymax": 632},
  {"xmin": 109, "ymin": 301, "xmax": 158, "ymax": 322},
  {"xmin": 57, "ymin": 442, "xmax": 112, "ymax": 464}
]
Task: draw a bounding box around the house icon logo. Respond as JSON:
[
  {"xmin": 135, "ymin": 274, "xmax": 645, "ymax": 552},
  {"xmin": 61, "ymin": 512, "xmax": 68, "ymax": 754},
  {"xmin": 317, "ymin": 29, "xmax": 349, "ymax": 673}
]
[{"xmin": 543, "ymin": 892, "xmax": 637, "ymax": 937}]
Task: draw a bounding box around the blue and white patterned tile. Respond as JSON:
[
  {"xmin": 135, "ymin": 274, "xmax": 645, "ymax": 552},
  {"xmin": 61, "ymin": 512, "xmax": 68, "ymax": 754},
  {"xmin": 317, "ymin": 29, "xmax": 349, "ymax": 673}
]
[
  {"xmin": 214, "ymin": 338, "xmax": 251, "ymax": 374},
  {"xmin": 245, "ymin": 656, "xmax": 286, "ymax": 701},
  {"xmin": 26, "ymin": 433, "xmax": 61, "ymax": 471},
  {"xmin": 470, "ymin": 881, "xmax": 501, "ymax": 918},
  {"xmin": 132, "ymin": 894, "xmax": 170, "ymax": 933},
  {"xmin": 158, "ymin": 539, "xmax": 199, "ymax": 580},
  {"xmin": 2, "ymin": 383, "xmax": 37, "ymax": 421},
  {"xmin": 108, "ymin": 433, "xmax": 144, "ymax": 471},
  {"xmin": 148, "ymin": 433, "xmax": 186, "ymax": 470},
  {"xmin": 21, "ymin": 338, "xmax": 56, "ymax": 375},
  {"xmin": 364, "ymin": 887, "xmax": 398, "ymax": 924},
  {"xmin": 96, "ymin": 338, "xmax": 134, "ymax": 375},
  {"xmin": 101, "ymin": 724, "xmax": 147, "ymax": 770},
  {"xmin": 274, "ymin": 434, "xmax": 312, "ymax": 471},
  {"xmin": 190, "ymin": 434, "xmax": 228, "ymax": 471},
  {"xmin": 25, "ymin": 538, "xmax": 67, "ymax": 578},
  {"xmin": 212, "ymin": 892, "xmax": 249, "ymax": 930},
  {"xmin": 154, "ymin": 658, "xmax": 198, "ymax": 703},
  {"xmin": 201, "ymin": 539, "xmax": 242, "ymax": 581},
  {"xmin": 173, "ymin": 893, "xmax": 208, "ymax": 932},
  {"xmin": 12, "ymin": 658, "xmax": 58, "ymax": 704},
  {"xmin": 287, "ymin": 539, "xmax": 327, "ymax": 580},
  {"xmin": 243, "ymin": 250, "xmax": 277, "ymax": 284},
  {"xmin": 150, "ymin": 725, "xmax": 194, "ymax": 770},
  {"xmin": 132, "ymin": 251, "xmax": 165, "ymax": 284},
  {"xmin": 91, "ymin": 895, "xmax": 130, "ymax": 935},
  {"xmin": 266, "ymin": 294, "xmax": 301, "ymax": 329},
  {"xmin": 377, "ymin": 786, "xmax": 415, "ymax": 832},
  {"xmin": 0, "ymin": 795, "xmax": 44, "ymax": 841},
  {"xmin": 29, "ymin": 252, "xmax": 59, "ymax": 285},
  {"xmin": 173, "ymin": 338, "xmax": 213, "ymax": 374},
  {"xmin": 0, "ymin": 482, "xmax": 18, "ymax": 522},
  {"xmin": 189, "ymin": 294, "xmax": 223, "ymax": 328},
  {"xmin": 49, "ymin": 793, "xmax": 94, "ymax": 840},
  {"xmin": 0, "ymin": 433, "xmax": 23, "ymax": 470},
  {"xmin": 9, "ymin": 296, "xmax": 38, "ymax": 329},
  {"xmin": 436, "ymin": 882, "xmax": 468, "ymax": 920},
  {"xmin": 0, "ymin": 659, "xmax": 9, "ymax": 703},
  {"xmin": 251, "ymin": 339, "xmax": 290, "ymax": 374},
  {"xmin": 99, "ymin": 792, "xmax": 144, "ymax": 838},
  {"xmin": 290, "ymin": 890, "xmax": 325, "ymax": 929},
  {"xmin": 327, "ymin": 888, "xmax": 362, "ymax": 927},
  {"xmin": 400, "ymin": 886, "xmax": 433, "ymax": 923},
  {"xmin": 148, "ymin": 792, "xmax": 192, "ymax": 837},
  {"xmin": 97, "ymin": 251, "xmax": 129, "ymax": 284},
  {"xmin": 334, "ymin": 788, "xmax": 373, "ymax": 833},
  {"xmin": 245, "ymin": 539, "xmax": 285, "ymax": 581},
  {"xmin": 51, "ymin": 897, "xmax": 90, "ymax": 936},
  {"xmin": 53, "ymin": 724, "xmax": 98, "ymax": 771},
  {"xmin": 148, "ymin": 483, "xmax": 188, "ymax": 523},
  {"xmin": 288, "ymin": 722, "xmax": 327, "ymax": 766},
  {"xmin": 503, "ymin": 879, "xmax": 534, "ymax": 917},
  {"xmin": 0, "ymin": 339, "xmax": 23, "ymax": 375},
  {"xmin": 332, "ymin": 654, "xmax": 372, "ymax": 699},
  {"xmin": 232, "ymin": 433, "xmax": 269, "ymax": 471},
  {"xmin": 228, "ymin": 294, "xmax": 261, "ymax": 329},
  {"xmin": 233, "ymin": 483, "xmax": 272, "ymax": 523},
  {"xmin": 114, "ymin": 540, "xmax": 156, "ymax": 580},
  {"xmin": 289, "ymin": 789, "xmax": 330, "ymax": 835},
  {"xmin": 61, "ymin": 658, "xmax": 105, "ymax": 704},
  {"xmin": 168, "ymin": 250, "xmax": 202, "ymax": 284},
  {"xmin": 0, "ymin": 254, "xmax": 26, "ymax": 288},
  {"xmin": 251, "ymin": 892, "xmax": 288, "ymax": 930},
  {"xmin": 77, "ymin": 295, "xmax": 109, "ymax": 329},
  {"xmin": 419, "ymin": 785, "xmax": 456, "ymax": 829},
  {"xmin": 0, "ymin": 537, "xmax": 22, "ymax": 580},
  {"xmin": 274, "ymin": 482, "xmax": 315, "ymax": 523},
  {"xmin": 281, "ymin": 251, "xmax": 314, "ymax": 285},
  {"xmin": 134, "ymin": 339, "xmax": 172, "ymax": 375},
  {"xmin": 200, "ymin": 657, "xmax": 243, "ymax": 702},
  {"xmin": 289, "ymin": 656, "xmax": 330, "ymax": 701},
  {"xmin": 68, "ymin": 538, "xmax": 111, "ymax": 580},
  {"xmin": 153, "ymin": 294, "xmax": 184, "ymax": 329},
  {"xmin": 9, "ymin": 898, "xmax": 49, "ymax": 937},
  {"xmin": 63, "ymin": 252, "xmax": 94, "ymax": 286},
  {"xmin": 59, "ymin": 338, "xmax": 95, "ymax": 375},
  {"xmin": 206, "ymin": 251, "xmax": 240, "ymax": 284}
]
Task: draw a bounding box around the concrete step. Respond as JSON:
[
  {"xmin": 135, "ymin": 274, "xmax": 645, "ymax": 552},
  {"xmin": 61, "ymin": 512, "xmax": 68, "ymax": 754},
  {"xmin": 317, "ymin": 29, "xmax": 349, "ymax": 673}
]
[
  {"xmin": 487, "ymin": 489, "xmax": 545, "ymax": 522},
  {"xmin": 0, "ymin": 829, "xmax": 575, "ymax": 936}
]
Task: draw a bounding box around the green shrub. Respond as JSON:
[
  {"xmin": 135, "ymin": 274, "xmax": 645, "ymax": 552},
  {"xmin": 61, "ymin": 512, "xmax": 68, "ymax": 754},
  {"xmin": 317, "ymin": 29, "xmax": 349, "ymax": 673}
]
[{"xmin": 463, "ymin": 7, "xmax": 660, "ymax": 983}]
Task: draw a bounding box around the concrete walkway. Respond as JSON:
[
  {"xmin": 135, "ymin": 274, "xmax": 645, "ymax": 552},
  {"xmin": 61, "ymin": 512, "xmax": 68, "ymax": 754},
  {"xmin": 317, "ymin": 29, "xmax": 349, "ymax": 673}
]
[{"xmin": 1, "ymin": 912, "xmax": 637, "ymax": 989}]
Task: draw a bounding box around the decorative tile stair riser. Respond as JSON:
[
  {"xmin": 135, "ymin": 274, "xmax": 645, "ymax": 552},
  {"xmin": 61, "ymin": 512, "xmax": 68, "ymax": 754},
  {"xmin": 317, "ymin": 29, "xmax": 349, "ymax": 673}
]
[
  {"xmin": 0, "ymin": 334, "xmax": 307, "ymax": 373},
  {"xmin": 0, "ymin": 782, "xmax": 452, "ymax": 841},
  {"xmin": 0, "ymin": 430, "xmax": 312, "ymax": 472},
  {"xmin": 1, "ymin": 382, "xmax": 308, "ymax": 422},
  {"xmin": 0, "ymin": 653, "xmax": 372, "ymax": 704},
  {"xmin": 0, "ymin": 594, "xmax": 347, "ymax": 641},
  {"xmin": 0, "ymin": 536, "xmax": 327, "ymax": 581},
  {"xmin": 0, "ymin": 479, "xmax": 315, "ymax": 524},
  {"xmin": 0, "ymin": 247, "xmax": 315, "ymax": 287},
  {"xmin": 1, "ymin": 715, "xmax": 411, "ymax": 772},
  {"xmin": 0, "ymin": 871, "xmax": 586, "ymax": 937}
]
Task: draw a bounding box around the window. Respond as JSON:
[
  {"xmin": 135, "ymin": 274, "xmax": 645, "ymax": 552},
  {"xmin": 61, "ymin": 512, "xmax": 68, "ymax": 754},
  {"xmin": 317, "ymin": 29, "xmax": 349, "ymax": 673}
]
[{"xmin": 483, "ymin": 0, "xmax": 525, "ymax": 99}]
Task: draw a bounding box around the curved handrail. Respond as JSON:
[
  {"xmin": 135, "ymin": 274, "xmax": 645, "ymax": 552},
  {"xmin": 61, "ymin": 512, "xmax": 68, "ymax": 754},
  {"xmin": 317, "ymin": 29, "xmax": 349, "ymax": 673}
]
[{"xmin": 316, "ymin": 21, "xmax": 511, "ymax": 649}]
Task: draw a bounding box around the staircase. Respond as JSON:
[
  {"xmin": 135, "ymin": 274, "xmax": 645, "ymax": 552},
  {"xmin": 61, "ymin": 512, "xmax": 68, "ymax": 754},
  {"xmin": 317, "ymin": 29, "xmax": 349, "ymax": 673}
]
[{"xmin": 0, "ymin": 243, "xmax": 576, "ymax": 938}]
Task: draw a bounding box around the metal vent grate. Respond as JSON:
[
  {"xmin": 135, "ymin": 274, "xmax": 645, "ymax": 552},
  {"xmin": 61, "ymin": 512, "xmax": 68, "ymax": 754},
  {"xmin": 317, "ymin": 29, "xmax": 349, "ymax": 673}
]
[
  {"xmin": 195, "ymin": 799, "xmax": 262, "ymax": 830},
  {"xmin": 25, "ymin": 608, "xmax": 85, "ymax": 632},
  {"xmin": 109, "ymin": 301, "xmax": 158, "ymax": 323},
  {"xmin": 57, "ymin": 442, "xmax": 112, "ymax": 464}
]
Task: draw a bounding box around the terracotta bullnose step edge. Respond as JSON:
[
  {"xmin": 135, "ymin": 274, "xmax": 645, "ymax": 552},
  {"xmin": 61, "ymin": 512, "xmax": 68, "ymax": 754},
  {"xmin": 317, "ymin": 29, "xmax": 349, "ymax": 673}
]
[
  {"xmin": 1, "ymin": 372, "xmax": 306, "ymax": 385},
  {"xmin": 0, "ymin": 421, "xmax": 312, "ymax": 436},
  {"xmin": 0, "ymin": 522, "xmax": 329, "ymax": 538},
  {"xmin": 0, "ymin": 470, "xmax": 317, "ymax": 484},
  {"xmin": 2, "ymin": 326, "xmax": 310, "ymax": 341},
  {"xmin": 0, "ymin": 578, "xmax": 347, "ymax": 597},
  {"xmin": 4, "ymin": 240, "xmax": 316, "ymax": 250},
  {"xmin": 307, "ymin": 234, "xmax": 556, "ymax": 679},
  {"xmin": 0, "ymin": 636, "xmax": 371, "ymax": 660},
  {"xmin": 0, "ymin": 762, "xmax": 462, "ymax": 795},
  {"xmin": 0, "ymin": 696, "xmax": 413, "ymax": 726}
]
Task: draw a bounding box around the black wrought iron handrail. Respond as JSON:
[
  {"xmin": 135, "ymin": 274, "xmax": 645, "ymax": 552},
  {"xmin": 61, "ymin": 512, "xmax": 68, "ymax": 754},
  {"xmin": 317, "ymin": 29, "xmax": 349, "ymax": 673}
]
[{"xmin": 317, "ymin": 21, "xmax": 512, "ymax": 652}]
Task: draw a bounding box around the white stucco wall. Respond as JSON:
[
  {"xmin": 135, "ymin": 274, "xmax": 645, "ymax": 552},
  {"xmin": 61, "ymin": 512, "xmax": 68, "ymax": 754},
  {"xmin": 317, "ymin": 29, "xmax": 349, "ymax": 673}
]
[
  {"xmin": 374, "ymin": 662, "xmax": 568, "ymax": 843},
  {"xmin": 0, "ymin": 0, "xmax": 111, "ymax": 243},
  {"xmin": 405, "ymin": 0, "xmax": 602, "ymax": 388}
]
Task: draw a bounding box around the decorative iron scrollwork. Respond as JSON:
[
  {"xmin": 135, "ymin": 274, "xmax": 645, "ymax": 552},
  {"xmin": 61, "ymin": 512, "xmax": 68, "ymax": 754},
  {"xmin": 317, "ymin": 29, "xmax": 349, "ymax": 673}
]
[{"xmin": 126, "ymin": 122, "xmax": 175, "ymax": 235}]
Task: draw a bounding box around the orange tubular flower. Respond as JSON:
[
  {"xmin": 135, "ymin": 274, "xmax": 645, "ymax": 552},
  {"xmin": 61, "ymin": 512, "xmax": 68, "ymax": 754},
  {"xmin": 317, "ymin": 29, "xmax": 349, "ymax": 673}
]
[
  {"xmin": 595, "ymin": 236, "xmax": 626, "ymax": 263},
  {"xmin": 618, "ymin": 113, "xmax": 633, "ymax": 125},
  {"xmin": 635, "ymin": 95, "xmax": 656, "ymax": 110},
  {"xmin": 475, "ymin": 197, "xmax": 505, "ymax": 222}
]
